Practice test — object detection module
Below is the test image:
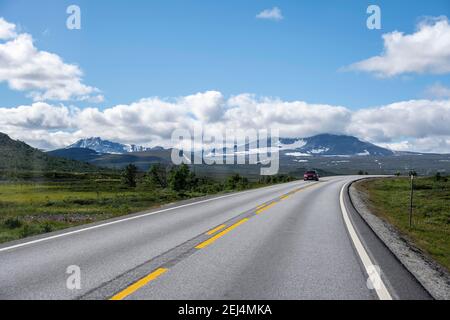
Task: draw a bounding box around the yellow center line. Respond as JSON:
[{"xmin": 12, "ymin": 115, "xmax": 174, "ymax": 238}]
[
  {"xmin": 256, "ymin": 204, "xmax": 266, "ymax": 210},
  {"xmin": 296, "ymin": 183, "xmax": 319, "ymax": 193},
  {"xmin": 110, "ymin": 268, "xmax": 168, "ymax": 301},
  {"xmin": 256, "ymin": 202, "xmax": 278, "ymax": 214},
  {"xmin": 206, "ymin": 224, "xmax": 227, "ymax": 235},
  {"xmin": 280, "ymin": 195, "xmax": 290, "ymax": 201},
  {"xmin": 196, "ymin": 218, "xmax": 249, "ymax": 249}
]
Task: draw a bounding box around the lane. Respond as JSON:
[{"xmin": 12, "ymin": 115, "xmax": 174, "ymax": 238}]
[
  {"xmin": 0, "ymin": 175, "xmax": 431, "ymax": 300},
  {"xmin": 126, "ymin": 176, "xmax": 377, "ymax": 300},
  {"xmin": 0, "ymin": 179, "xmax": 311, "ymax": 300}
]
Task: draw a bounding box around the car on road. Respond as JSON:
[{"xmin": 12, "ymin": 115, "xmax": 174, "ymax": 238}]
[{"xmin": 304, "ymin": 170, "xmax": 319, "ymax": 181}]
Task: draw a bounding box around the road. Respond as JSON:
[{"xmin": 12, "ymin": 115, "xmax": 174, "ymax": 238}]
[{"xmin": 0, "ymin": 176, "xmax": 431, "ymax": 300}]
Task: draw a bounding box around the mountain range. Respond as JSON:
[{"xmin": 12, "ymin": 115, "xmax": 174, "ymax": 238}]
[
  {"xmin": 64, "ymin": 134, "xmax": 393, "ymax": 157},
  {"xmin": 1, "ymin": 131, "xmax": 448, "ymax": 177}
]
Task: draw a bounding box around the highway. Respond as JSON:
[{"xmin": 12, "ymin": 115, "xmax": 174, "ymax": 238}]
[{"xmin": 0, "ymin": 176, "xmax": 431, "ymax": 300}]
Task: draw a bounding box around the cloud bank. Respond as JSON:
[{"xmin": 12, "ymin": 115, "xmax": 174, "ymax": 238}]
[
  {"xmin": 1, "ymin": 91, "xmax": 449, "ymax": 153},
  {"xmin": 348, "ymin": 17, "xmax": 450, "ymax": 77},
  {"xmin": 0, "ymin": 18, "xmax": 103, "ymax": 102}
]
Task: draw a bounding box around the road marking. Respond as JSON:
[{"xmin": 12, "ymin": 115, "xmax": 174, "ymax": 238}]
[
  {"xmin": 280, "ymin": 195, "xmax": 290, "ymax": 201},
  {"xmin": 206, "ymin": 224, "xmax": 226, "ymax": 235},
  {"xmin": 110, "ymin": 268, "xmax": 168, "ymax": 300},
  {"xmin": 339, "ymin": 182, "xmax": 392, "ymax": 300},
  {"xmin": 256, "ymin": 204, "xmax": 266, "ymax": 209},
  {"xmin": 256, "ymin": 202, "xmax": 277, "ymax": 214},
  {"xmin": 196, "ymin": 219, "xmax": 249, "ymax": 249},
  {"xmin": 0, "ymin": 181, "xmax": 305, "ymax": 253}
]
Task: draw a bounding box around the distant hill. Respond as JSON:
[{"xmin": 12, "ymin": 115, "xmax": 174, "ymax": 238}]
[
  {"xmin": 47, "ymin": 148, "xmax": 102, "ymax": 162},
  {"xmin": 0, "ymin": 132, "xmax": 103, "ymax": 174},
  {"xmin": 48, "ymin": 147, "xmax": 172, "ymax": 171}
]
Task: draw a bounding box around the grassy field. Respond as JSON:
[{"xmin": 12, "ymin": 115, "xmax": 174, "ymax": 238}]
[
  {"xmin": 0, "ymin": 179, "xmax": 187, "ymax": 243},
  {"xmin": 0, "ymin": 172, "xmax": 292, "ymax": 244},
  {"xmin": 355, "ymin": 177, "xmax": 450, "ymax": 271}
]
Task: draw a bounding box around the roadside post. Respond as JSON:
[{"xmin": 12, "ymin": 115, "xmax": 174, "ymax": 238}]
[{"xmin": 409, "ymin": 173, "xmax": 414, "ymax": 228}]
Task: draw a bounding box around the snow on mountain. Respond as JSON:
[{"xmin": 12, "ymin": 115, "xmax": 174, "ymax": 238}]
[
  {"xmin": 67, "ymin": 137, "xmax": 152, "ymax": 154},
  {"xmin": 279, "ymin": 134, "xmax": 394, "ymax": 156}
]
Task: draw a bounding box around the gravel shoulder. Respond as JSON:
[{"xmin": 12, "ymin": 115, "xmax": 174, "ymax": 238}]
[{"xmin": 350, "ymin": 179, "xmax": 450, "ymax": 300}]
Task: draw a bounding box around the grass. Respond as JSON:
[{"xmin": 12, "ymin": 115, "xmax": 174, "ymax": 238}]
[
  {"xmin": 0, "ymin": 179, "xmax": 223, "ymax": 244},
  {"xmin": 355, "ymin": 176, "xmax": 450, "ymax": 272},
  {"xmin": 0, "ymin": 173, "xmax": 290, "ymax": 244}
]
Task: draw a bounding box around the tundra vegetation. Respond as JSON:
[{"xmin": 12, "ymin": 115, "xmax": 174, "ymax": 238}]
[
  {"xmin": 356, "ymin": 175, "xmax": 450, "ymax": 271},
  {"xmin": 0, "ymin": 163, "xmax": 295, "ymax": 244}
]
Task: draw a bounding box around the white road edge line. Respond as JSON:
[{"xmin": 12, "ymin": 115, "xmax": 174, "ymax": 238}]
[
  {"xmin": 0, "ymin": 181, "xmax": 304, "ymax": 253},
  {"xmin": 339, "ymin": 182, "xmax": 393, "ymax": 300}
]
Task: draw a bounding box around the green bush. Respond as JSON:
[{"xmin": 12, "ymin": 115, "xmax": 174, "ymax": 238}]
[
  {"xmin": 4, "ymin": 217, "xmax": 22, "ymax": 229},
  {"xmin": 21, "ymin": 224, "xmax": 41, "ymax": 237},
  {"xmin": 122, "ymin": 164, "xmax": 138, "ymax": 188}
]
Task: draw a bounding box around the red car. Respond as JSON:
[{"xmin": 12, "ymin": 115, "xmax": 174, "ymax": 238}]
[{"xmin": 304, "ymin": 170, "xmax": 319, "ymax": 181}]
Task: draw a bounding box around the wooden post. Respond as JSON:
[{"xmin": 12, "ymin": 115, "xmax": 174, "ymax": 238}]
[{"xmin": 409, "ymin": 174, "xmax": 414, "ymax": 228}]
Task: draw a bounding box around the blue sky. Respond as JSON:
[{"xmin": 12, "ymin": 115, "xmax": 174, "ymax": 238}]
[
  {"xmin": 0, "ymin": 1, "xmax": 450, "ymax": 152},
  {"xmin": 0, "ymin": 0, "xmax": 449, "ymax": 109}
]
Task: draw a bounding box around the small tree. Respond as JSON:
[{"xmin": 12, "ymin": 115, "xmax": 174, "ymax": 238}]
[
  {"xmin": 122, "ymin": 164, "xmax": 138, "ymax": 188},
  {"xmin": 168, "ymin": 163, "xmax": 191, "ymax": 192},
  {"xmin": 358, "ymin": 170, "xmax": 364, "ymax": 175},
  {"xmin": 145, "ymin": 164, "xmax": 167, "ymax": 188},
  {"xmin": 435, "ymin": 172, "xmax": 442, "ymax": 182},
  {"xmin": 225, "ymin": 173, "xmax": 250, "ymax": 190},
  {"xmin": 226, "ymin": 174, "xmax": 241, "ymax": 189}
]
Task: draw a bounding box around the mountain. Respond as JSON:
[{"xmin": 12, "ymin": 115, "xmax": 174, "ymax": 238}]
[
  {"xmin": 206, "ymin": 134, "xmax": 394, "ymax": 157},
  {"xmin": 68, "ymin": 137, "xmax": 153, "ymax": 154},
  {"xmin": 278, "ymin": 134, "xmax": 394, "ymax": 156},
  {"xmin": 0, "ymin": 132, "xmax": 102, "ymax": 174}
]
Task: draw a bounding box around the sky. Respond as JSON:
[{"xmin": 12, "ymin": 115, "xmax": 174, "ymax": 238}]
[{"xmin": 0, "ymin": 0, "xmax": 450, "ymax": 152}]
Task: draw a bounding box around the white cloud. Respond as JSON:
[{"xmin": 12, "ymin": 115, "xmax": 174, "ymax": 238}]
[
  {"xmin": 347, "ymin": 17, "xmax": 450, "ymax": 77},
  {"xmin": 348, "ymin": 99, "xmax": 450, "ymax": 143},
  {"xmin": 256, "ymin": 7, "xmax": 284, "ymax": 21},
  {"xmin": 0, "ymin": 18, "xmax": 17, "ymax": 40},
  {"xmin": 425, "ymin": 83, "xmax": 450, "ymax": 99},
  {"xmin": 1, "ymin": 91, "xmax": 450, "ymax": 153},
  {"xmin": 378, "ymin": 137, "xmax": 450, "ymax": 154},
  {"xmin": 0, "ymin": 17, "xmax": 102, "ymax": 102}
]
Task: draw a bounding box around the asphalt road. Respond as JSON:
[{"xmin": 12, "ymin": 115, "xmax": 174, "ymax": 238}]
[{"xmin": 0, "ymin": 176, "xmax": 431, "ymax": 300}]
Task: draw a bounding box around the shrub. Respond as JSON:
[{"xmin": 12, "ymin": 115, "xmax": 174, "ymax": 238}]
[
  {"xmin": 21, "ymin": 224, "xmax": 40, "ymax": 237},
  {"xmin": 4, "ymin": 217, "xmax": 22, "ymax": 229},
  {"xmin": 168, "ymin": 164, "xmax": 191, "ymax": 192},
  {"xmin": 435, "ymin": 172, "xmax": 442, "ymax": 182},
  {"xmin": 42, "ymin": 223, "xmax": 53, "ymax": 233},
  {"xmin": 122, "ymin": 164, "xmax": 138, "ymax": 188}
]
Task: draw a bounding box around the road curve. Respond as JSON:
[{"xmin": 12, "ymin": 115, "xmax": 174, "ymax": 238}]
[{"xmin": 0, "ymin": 176, "xmax": 431, "ymax": 300}]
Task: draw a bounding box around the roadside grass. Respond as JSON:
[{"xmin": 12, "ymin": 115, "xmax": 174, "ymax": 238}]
[
  {"xmin": 0, "ymin": 174, "xmax": 289, "ymax": 244},
  {"xmin": 356, "ymin": 177, "xmax": 450, "ymax": 272},
  {"xmin": 0, "ymin": 179, "xmax": 221, "ymax": 244}
]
